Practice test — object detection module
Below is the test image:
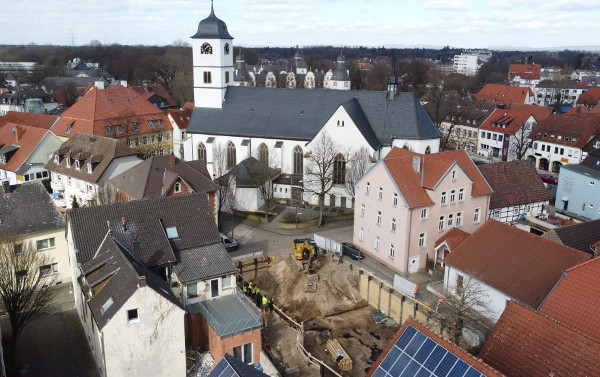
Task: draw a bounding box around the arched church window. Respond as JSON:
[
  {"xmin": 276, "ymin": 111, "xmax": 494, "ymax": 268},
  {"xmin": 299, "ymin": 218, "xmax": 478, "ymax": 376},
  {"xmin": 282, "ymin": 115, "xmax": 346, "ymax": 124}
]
[
  {"xmin": 201, "ymin": 42, "xmax": 212, "ymax": 54},
  {"xmin": 259, "ymin": 143, "xmax": 269, "ymax": 165},
  {"xmin": 227, "ymin": 141, "xmax": 236, "ymax": 169},
  {"xmin": 293, "ymin": 146, "xmax": 303, "ymax": 175},
  {"xmin": 425, "ymin": 146, "xmax": 431, "ymax": 154},
  {"xmin": 198, "ymin": 143, "xmax": 206, "ymax": 163},
  {"xmin": 224, "ymin": 43, "xmax": 230, "ymax": 55},
  {"xmin": 333, "ymin": 154, "xmax": 346, "ymax": 185}
]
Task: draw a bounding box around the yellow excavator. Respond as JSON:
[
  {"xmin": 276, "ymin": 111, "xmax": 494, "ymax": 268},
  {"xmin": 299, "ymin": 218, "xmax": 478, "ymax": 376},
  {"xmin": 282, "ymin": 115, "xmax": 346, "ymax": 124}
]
[{"xmin": 291, "ymin": 238, "xmax": 318, "ymax": 272}]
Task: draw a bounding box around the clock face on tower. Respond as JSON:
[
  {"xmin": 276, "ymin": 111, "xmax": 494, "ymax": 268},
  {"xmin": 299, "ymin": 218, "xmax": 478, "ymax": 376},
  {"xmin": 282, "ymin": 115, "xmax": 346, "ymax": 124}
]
[
  {"xmin": 201, "ymin": 42, "xmax": 213, "ymax": 55},
  {"xmin": 224, "ymin": 43, "xmax": 230, "ymax": 55}
]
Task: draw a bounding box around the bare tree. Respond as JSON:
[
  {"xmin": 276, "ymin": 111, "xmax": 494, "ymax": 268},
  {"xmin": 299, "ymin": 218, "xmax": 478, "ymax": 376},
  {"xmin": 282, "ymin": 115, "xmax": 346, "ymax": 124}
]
[
  {"xmin": 510, "ymin": 122, "xmax": 535, "ymax": 161},
  {"xmin": 0, "ymin": 237, "xmax": 57, "ymax": 367},
  {"xmin": 304, "ymin": 132, "xmax": 345, "ymax": 228},
  {"xmin": 345, "ymin": 146, "xmax": 372, "ymax": 200},
  {"xmin": 224, "ymin": 176, "xmax": 238, "ymax": 238},
  {"xmin": 91, "ymin": 182, "xmax": 129, "ymax": 206},
  {"xmin": 211, "ymin": 142, "xmax": 228, "ymax": 180},
  {"xmin": 440, "ymin": 273, "xmax": 493, "ymax": 345}
]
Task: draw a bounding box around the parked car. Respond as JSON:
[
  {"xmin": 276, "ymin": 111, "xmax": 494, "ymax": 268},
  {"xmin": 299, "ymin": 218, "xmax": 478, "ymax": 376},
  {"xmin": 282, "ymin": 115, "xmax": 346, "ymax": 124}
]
[
  {"xmin": 474, "ymin": 160, "xmax": 487, "ymax": 165},
  {"xmin": 220, "ymin": 233, "xmax": 239, "ymax": 251},
  {"xmin": 341, "ymin": 242, "xmax": 364, "ymax": 260},
  {"xmin": 540, "ymin": 174, "xmax": 558, "ymax": 184}
]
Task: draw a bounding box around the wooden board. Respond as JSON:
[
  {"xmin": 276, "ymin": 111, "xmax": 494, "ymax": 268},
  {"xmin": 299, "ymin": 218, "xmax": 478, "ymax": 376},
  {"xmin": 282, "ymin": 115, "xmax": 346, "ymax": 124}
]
[{"xmin": 326, "ymin": 339, "xmax": 353, "ymax": 372}]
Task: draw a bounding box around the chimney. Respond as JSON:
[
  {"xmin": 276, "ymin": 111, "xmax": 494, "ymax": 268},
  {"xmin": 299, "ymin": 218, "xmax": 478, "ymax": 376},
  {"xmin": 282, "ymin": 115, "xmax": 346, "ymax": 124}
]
[
  {"xmin": 132, "ymin": 237, "xmax": 141, "ymax": 264},
  {"xmin": 170, "ymin": 153, "xmax": 175, "ymax": 167},
  {"xmin": 138, "ymin": 275, "xmax": 146, "ymax": 287},
  {"xmin": 95, "ymin": 81, "xmax": 105, "ymax": 90},
  {"xmin": 1, "ymin": 180, "xmax": 10, "ymax": 194},
  {"xmin": 121, "ymin": 217, "xmax": 127, "ymax": 232},
  {"xmin": 499, "ymin": 162, "xmax": 505, "ymax": 172},
  {"xmin": 15, "ymin": 126, "xmax": 24, "ymax": 142},
  {"xmin": 120, "ymin": 80, "xmax": 128, "ymax": 88},
  {"xmin": 412, "ymin": 156, "xmax": 421, "ymax": 173}
]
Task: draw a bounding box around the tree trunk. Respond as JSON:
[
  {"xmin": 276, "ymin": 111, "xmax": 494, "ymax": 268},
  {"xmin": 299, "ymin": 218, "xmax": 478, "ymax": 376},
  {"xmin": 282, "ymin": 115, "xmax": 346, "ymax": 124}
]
[{"xmin": 318, "ymin": 194, "xmax": 325, "ymax": 228}]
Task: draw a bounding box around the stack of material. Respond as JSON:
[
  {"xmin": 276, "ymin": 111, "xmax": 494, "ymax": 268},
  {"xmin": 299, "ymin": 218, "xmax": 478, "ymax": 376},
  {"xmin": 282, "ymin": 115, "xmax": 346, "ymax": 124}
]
[{"xmin": 326, "ymin": 339, "xmax": 352, "ymax": 372}]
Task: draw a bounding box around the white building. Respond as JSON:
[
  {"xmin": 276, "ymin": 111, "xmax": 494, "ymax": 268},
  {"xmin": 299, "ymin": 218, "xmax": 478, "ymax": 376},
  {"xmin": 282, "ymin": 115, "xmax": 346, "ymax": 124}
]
[
  {"xmin": 453, "ymin": 54, "xmax": 478, "ymax": 76},
  {"xmin": 477, "ymin": 109, "xmax": 537, "ymax": 161},
  {"xmin": 184, "ymin": 4, "xmax": 441, "ymax": 209}
]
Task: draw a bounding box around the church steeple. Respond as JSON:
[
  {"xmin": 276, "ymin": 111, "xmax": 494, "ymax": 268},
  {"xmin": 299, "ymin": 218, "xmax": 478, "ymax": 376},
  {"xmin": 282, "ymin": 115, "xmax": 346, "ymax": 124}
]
[{"xmin": 387, "ymin": 55, "xmax": 398, "ymax": 99}]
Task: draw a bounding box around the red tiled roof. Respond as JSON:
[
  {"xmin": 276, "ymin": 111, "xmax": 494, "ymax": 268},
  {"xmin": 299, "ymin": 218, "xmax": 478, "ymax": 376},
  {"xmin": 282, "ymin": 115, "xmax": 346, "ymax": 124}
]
[
  {"xmin": 478, "ymin": 160, "xmax": 551, "ymax": 209},
  {"xmin": 167, "ymin": 108, "xmax": 192, "ymax": 130},
  {"xmin": 565, "ymin": 106, "xmax": 590, "ymax": 114},
  {"xmin": 480, "ymin": 301, "xmax": 600, "ymax": 377},
  {"xmin": 443, "ymin": 219, "xmax": 591, "ymax": 309},
  {"xmin": 576, "ymin": 87, "xmax": 600, "ymax": 107},
  {"xmin": 435, "ymin": 227, "xmax": 470, "ymax": 249},
  {"xmin": 0, "ymin": 111, "xmax": 57, "ymax": 130},
  {"xmin": 383, "ymin": 148, "xmax": 492, "ymax": 209},
  {"xmin": 0, "ymin": 123, "xmax": 49, "ymax": 173},
  {"xmin": 182, "ymin": 102, "xmax": 195, "ymax": 110},
  {"xmin": 51, "ymin": 84, "xmax": 171, "ymax": 138},
  {"xmin": 505, "ymin": 103, "xmax": 552, "ymax": 123},
  {"xmin": 539, "ymin": 257, "xmax": 600, "ymax": 341},
  {"xmin": 131, "ymin": 84, "xmax": 177, "ymax": 108},
  {"xmin": 367, "ymin": 318, "xmax": 504, "ymax": 377},
  {"xmin": 479, "ymin": 109, "xmax": 533, "ymax": 135},
  {"xmin": 472, "ymin": 84, "xmax": 533, "ymax": 105},
  {"xmin": 508, "ymin": 64, "xmax": 541, "ymax": 80},
  {"xmin": 531, "ymin": 113, "xmax": 600, "ymax": 149}
]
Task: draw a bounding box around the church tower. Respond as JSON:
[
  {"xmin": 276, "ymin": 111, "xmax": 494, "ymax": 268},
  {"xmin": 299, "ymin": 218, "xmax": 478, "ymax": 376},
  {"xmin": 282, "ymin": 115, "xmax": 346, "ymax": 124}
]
[
  {"xmin": 328, "ymin": 51, "xmax": 351, "ymax": 90},
  {"xmin": 190, "ymin": 2, "xmax": 234, "ymax": 108}
]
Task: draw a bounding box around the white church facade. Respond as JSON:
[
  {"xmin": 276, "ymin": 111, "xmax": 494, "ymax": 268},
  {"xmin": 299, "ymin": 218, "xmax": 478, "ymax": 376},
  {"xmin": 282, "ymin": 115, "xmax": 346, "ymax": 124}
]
[{"xmin": 183, "ymin": 4, "xmax": 441, "ymax": 209}]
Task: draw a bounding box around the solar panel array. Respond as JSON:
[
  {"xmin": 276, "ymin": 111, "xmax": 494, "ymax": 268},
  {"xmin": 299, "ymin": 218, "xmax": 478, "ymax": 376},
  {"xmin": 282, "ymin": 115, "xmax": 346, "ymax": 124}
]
[
  {"xmin": 208, "ymin": 358, "xmax": 239, "ymax": 377},
  {"xmin": 371, "ymin": 325, "xmax": 488, "ymax": 377}
]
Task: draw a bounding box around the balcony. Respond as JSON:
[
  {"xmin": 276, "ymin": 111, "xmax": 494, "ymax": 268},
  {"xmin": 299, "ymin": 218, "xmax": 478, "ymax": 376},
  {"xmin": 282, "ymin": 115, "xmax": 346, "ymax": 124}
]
[
  {"xmin": 50, "ymin": 181, "xmax": 64, "ymax": 191},
  {"xmin": 81, "ymin": 192, "xmax": 95, "ymax": 202}
]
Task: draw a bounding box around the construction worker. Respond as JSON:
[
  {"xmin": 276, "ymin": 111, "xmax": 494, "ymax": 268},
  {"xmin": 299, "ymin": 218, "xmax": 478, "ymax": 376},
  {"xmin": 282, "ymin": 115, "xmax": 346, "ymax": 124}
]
[
  {"xmin": 268, "ymin": 297, "xmax": 274, "ymax": 312},
  {"xmin": 414, "ymin": 284, "xmax": 419, "ymax": 297},
  {"xmin": 256, "ymin": 291, "xmax": 262, "ymax": 307},
  {"xmin": 248, "ymin": 281, "xmax": 254, "ymax": 295},
  {"xmin": 254, "ymin": 286, "xmax": 260, "ymax": 300},
  {"xmin": 242, "ymin": 282, "xmax": 248, "ymax": 295},
  {"xmin": 262, "ymin": 295, "xmax": 269, "ymax": 310}
]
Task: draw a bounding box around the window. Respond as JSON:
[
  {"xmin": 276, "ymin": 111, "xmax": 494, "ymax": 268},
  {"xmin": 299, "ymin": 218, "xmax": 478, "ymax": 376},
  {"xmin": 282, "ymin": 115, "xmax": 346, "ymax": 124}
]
[
  {"xmin": 456, "ymin": 274, "xmax": 463, "ymax": 295},
  {"xmin": 456, "ymin": 212, "xmax": 463, "ymax": 227},
  {"xmin": 104, "ymin": 126, "xmax": 112, "ymax": 135},
  {"xmin": 115, "ymin": 125, "xmax": 122, "ymax": 134},
  {"xmin": 158, "ymin": 133, "xmax": 164, "ymax": 142},
  {"xmin": 67, "ymin": 177, "xmax": 72, "ymax": 185},
  {"xmin": 100, "ymin": 297, "xmax": 114, "ymax": 314},
  {"xmin": 127, "ymin": 309, "xmax": 140, "ymax": 323},
  {"xmin": 203, "ymin": 71, "xmax": 212, "ymax": 83},
  {"xmin": 132, "ymin": 122, "xmax": 139, "ymax": 132},
  {"xmin": 151, "ymin": 134, "xmax": 156, "ymax": 144},
  {"xmin": 227, "ymin": 141, "xmax": 236, "ymax": 169},
  {"xmin": 418, "ymin": 232, "xmax": 426, "ymax": 248},
  {"xmin": 40, "ymin": 263, "xmax": 58, "ymax": 276},
  {"xmin": 13, "ymin": 244, "xmax": 22, "ymax": 255},
  {"xmin": 187, "ymin": 282, "xmax": 198, "ymax": 297},
  {"xmin": 513, "ymin": 206, "xmax": 519, "ymax": 215},
  {"xmin": 75, "ymin": 160, "xmax": 81, "ymax": 170},
  {"xmin": 389, "ymin": 244, "xmax": 395, "ymax": 259},
  {"xmin": 143, "ymin": 136, "xmax": 148, "ymax": 145},
  {"xmin": 134, "ymin": 137, "xmax": 140, "ymax": 147},
  {"xmin": 420, "ymin": 208, "xmax": 428, "ymax": 220},
  {"xmin": 378, "ymin": 187, "xmax": 383, "ymax": 200},
  {"xmin": 359, "ymin": 227, "xmax": 364, "ymax": 241},
  {"xmin": 54, "ymin": 155, "xmax": 60, "ymax": 164},
  {"xmin": 447, "ymin": 214, "xmax": 454, "ymax": 227},
  {"xmin": 198, "ymin": 143, "xmax": 207, "ymax": 162},
  {"xmin": 474, "ymin": 208, "xmax": 481, "ymax": 223},
  {"xmin": 222, "ymin": 275, "xmax": 233, "ymax": 289},
  {"xmin": 174, "ymin": 182, "xmax": 182, "ymax": 193},
  {"xmin": 36, "ymin": 238, "xmax": 55, "ymax": 250},
  {"xmin": 376, "ymin": 211, "xmax": 381, "ymax": 225},
  {"xmin": 87, "ymin": 163, "xmax": 93, "ymax": 174},
  {"xmin": 451, "ymin": 170, "xmax": 456, "ymax": 180},
  {"xmin": 438, "ymin": 215, "xmax": 445, "ymax": 231},
  {"xmin": 450, "ymin": 190, "xmax": 456, "ymax": 203},
  {"xmin": 458, "ymin": 188, "xmax": 464, "ymax": 202},
  {"xmin": 333, "ymin": 154, "xmax": 346, "ymax": 185},
  {"xmin": 582, "ymin": 203, "xmax": 586, "ymax": 211},
  {"xmin": 360, "ymin": 203, "xmax": 365, "ymax": 218},
  {"xmin": 166, "ymin": 132, "xmax": 170, "ymax": 141},
  {"xmin": 293, "ymin": 146, "xmax": 303, "ymax": 174},
  {"xmin": 166, "ymin": 226, "xmax": 179, "ymax": 239},
  {"xmin": 391, "ymin": 218, "xmax": 396, "ymax": 232},
  {"xmin": 233, "ymin": 343, "xmax": 252, "ymax": 364},
  {"xmin": 393, "ymin": 193, "xmax": 398, "ymax": 207},
  {"xmin": 259, "ymin": 143, "xmax": 269, "ymax": 165},
  {"xmin": 366, "ymin": 182, "xmax": 370, "ymax": 194},
  {"xmin": 590, "ymin": 181, "xmax": 596, "ymax": 186},
  {"xmin": 375, "ymin": 236, "xmax": 380, "ymax": 251},
  {"xmin": 66, "ymin": 158, "xmax": 71, "ymax": 168},
  {"xmin": 225, "ymin": 71, "xmax": 230, "ymax": 83},
  {"xmin": 494, "ymin": 209, "xmax": 500, "ymax": 219},
  {"xmin": 441, "ymin": 191, "xmax": 447, "ymax": 205}
]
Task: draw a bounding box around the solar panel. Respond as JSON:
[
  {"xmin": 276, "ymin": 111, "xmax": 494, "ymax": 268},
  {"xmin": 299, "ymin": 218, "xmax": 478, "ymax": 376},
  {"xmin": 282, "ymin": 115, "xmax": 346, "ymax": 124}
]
[
  {"xmin": 208, "ymin": 358, "xmax": 238, "ymax": 377},
  {"xmin": 373, "ymin": 325, "xmax": 486, "ymax": 377}
]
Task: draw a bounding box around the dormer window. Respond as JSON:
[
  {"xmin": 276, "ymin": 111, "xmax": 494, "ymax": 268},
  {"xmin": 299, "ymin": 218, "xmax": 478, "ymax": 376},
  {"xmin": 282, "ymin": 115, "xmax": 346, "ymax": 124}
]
[
  {"xmin": 174, "ymin": 182, "xmax": 181, "ymax": 193},
  {"xmin": 572, "ymin": 137, "xmax": 577, "ymax": 143},
  {"xmin": 54, "ymin": 155, "xmax": 60, "ymax": 164},
  {"xmin": 565, "ymin": 136, "xmax": 570, "ymax": 142},
  {"xmin": 87, "ymin": 163, "xmax": 93, "ymax": 174},
  {"xmin": 156, "ymin": 119, "xmax": 163, "ymax": 128},
  {"xmin": 66, "ymin": 123, "xmax": 73, "ymax": 134},
  {"xmin": 132, "ymin": 122, "xmax": 139, "ymax": 132},
  {"xmin": 115, "ymin": 125, "xmax": 122, "ymax": 134},
  {"xmin": 148, "ymin": 120, "xmax": 155, "ymax": 129},
  {"xmin": 0, "ymin": 155, "xmax": 5, "ymax": 164},
  {"xmin": 66, "ymin": 158, "xmax": 71, "ymax": 168},
  {"xmin": 75, "ymin": 160, "xmax": 80, "ymax": 170}
]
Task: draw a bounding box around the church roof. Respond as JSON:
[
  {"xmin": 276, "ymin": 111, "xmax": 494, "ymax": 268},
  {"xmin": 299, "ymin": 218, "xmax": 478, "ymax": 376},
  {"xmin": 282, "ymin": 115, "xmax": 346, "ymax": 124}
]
[
  {"xmin": 190, "ymin": 4, "xmax": 233, "ymax": 40},
  {"xmin": 188, "ymin": 87, "xmax": 440, "ymax": 149}
]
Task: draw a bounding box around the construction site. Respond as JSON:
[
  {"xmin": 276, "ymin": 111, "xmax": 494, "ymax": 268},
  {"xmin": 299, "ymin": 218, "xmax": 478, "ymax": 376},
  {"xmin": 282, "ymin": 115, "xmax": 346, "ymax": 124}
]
[{"xmin": 239, "ymin": 249, "xmax": 402, "ymax": 376}]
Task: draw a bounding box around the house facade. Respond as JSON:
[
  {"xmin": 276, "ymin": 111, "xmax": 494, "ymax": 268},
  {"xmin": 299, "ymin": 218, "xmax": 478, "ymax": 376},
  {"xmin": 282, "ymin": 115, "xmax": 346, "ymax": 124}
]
[
  {"xmin": 555, "ymin": 148, "xmax": 600, "ymax": 219},
  {"xmin": 477, "ymin": 109, "xmax": 537, "ymax": 161},
  {"xmin": 353, "ymin": 147, "xmax": 491, "ymax": 274},
  {"xmin": 533, "ymin": 85, "xmax": 588, "ymax": 106},
  {"xmin": 438, "ymin": 101, "xmax": 494, "ymax": 153},
  {"xmin": 46, "ymin": 133, "xmax": 142, "ymax": 207},
  {"xmin": 508, "ymin": 64, "xmax": 541, "ymax": 88}
]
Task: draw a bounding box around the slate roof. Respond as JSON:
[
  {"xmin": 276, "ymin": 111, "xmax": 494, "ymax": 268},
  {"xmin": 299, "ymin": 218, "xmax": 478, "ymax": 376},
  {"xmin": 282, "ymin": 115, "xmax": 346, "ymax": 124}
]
[
  {"xmin": 560, "ymin": 162, "xmax": 600, "ymax": 180},
  {"xmin": 0, "ymin": 123, "xmax": 49, "ymax": 174},
  {"xmin": 443, "ymin": 219, "xmax": 590, "ymax": 309},
  {"xmin": 580, "ymin": 147, "xmax": 600, "ymax": 171},
  {"xmin": 42, "ymin": 76, "xmax": 108, "ymax": 92},
  {"xmin": 79, "ymin": 234, "xmax": 182, "ymax": 330},
  {"xmin": 538, "ymin": 257, "xmax": 600, "ymax": 341},
  {"xmin": 544, "ymin": 218, "xmax": 600, "ymax": 254},
  {"xmin": 472, "ymin": 84, "xmax": 533, "ymax": 105},
  {"xmin": 221, "ymin": 157, "xmax": 280, "ymax": 188},
  {"xmin": 191, "ymin": 4, "xmax": 233, "ymax": 39},
  {"xmin": 68, "ymin": 193, "xmax": 220, "ymax": 266},
  {"xmin": 478, "ymin": 160, "xmax": 551, "ymax": 209},
  {"xmin": 530, "ymin": 113, "xmax": 600, "ymax": 149},
  {"xmin": 366, "ymin": 318, "xmax": 503, "ymax": 377},
  {"xmin": 188, "ymin": 87, "xmax": 440, "ymax": 149},
  {"xmin": 209, "ymin": 354, "xmax": 270, "ymax": 377},
  {"xmin": 0, "ymin": 112, "xmax": 57, "ymax": 129},
  {"xmin": 479, "ymin": 109, "xmax": 533, "ymax": 135},
  {"xmin": 45, "ymin": 133, "xmax": 139, "ymax": 184},
  {"xmin": 173, "ymin": 242, "xmax": 236, "ymax": 283},
  {"xmin": 51, "ymin": 84, "xmax": 172, "ymax": 138},
  {"xmin": 0, "ymin": 181, "xmax": 65, "ymax": 236},
  {"xmin": 382, "ymin": 147, "xmax": 492, "ymax": 209},
  {"xmin": 109, "ymin": 155, "xmax": 218, "ymax": 200},
  {"xmin": 479, "ymin": 301, "xmax": 600, "ymax": 377}
]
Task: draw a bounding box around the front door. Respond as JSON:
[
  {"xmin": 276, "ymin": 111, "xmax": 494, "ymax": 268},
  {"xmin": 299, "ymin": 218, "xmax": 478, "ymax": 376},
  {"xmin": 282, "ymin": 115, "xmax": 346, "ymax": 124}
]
[
  {"xmin": 211, "ymin": 279, "xmax": 219, "ymax": 298},
  {"xmin": 563, "ymin": 200, "xmax": 569, "ymax": 211},
  {"xmin": 408, "ymin": 256, "xmax": 420, "ymax": 274},
  {"xmin": 340, "ymin": 197, "xmax": 346, "ymax": 208}
]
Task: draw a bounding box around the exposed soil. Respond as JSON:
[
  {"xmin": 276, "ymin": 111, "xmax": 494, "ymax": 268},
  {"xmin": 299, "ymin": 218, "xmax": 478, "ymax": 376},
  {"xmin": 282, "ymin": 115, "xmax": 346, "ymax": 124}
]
[{"xmin": 252, "ymin": 256, "xmax": 400, "ymax": 376}]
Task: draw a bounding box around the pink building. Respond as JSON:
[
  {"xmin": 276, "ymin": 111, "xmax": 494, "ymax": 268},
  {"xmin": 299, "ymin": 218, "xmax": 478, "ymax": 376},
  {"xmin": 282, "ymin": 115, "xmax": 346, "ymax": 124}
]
[{"xmin": 353, "ymin": 147, "xmax": 492, "ymax": 274}]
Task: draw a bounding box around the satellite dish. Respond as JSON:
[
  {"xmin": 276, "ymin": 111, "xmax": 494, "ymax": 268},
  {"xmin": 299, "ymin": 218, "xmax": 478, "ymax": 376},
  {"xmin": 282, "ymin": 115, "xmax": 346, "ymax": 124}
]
[{"xmin": 197, "ymin": 282, "xmax": 206, "ymax": 291}]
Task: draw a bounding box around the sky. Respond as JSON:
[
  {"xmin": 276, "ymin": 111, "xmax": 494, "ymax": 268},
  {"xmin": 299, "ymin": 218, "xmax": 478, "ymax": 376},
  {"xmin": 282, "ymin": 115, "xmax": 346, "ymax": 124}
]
[{"xmin": 3, "ymin": 0, "xmax": 600, "ymax": 50}]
